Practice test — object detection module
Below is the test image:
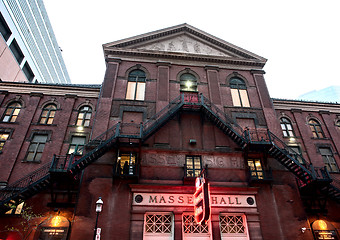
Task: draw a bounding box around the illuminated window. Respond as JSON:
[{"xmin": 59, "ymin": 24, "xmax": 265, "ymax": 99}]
[
  {"xmin": 2, "ymin": 102, "xmax": 21, "ymax": 122},
  {"xmin": 0, "ymin": 133, "xmax": 9, "ymax": 151},
  {"xmin": 40, "ymin": 104, "xmax": 57, "ymax": 124},
  {"xmin": 76, "ymin": 106, "xmax": 92, "ymax": 127},
  {"xmin": 182, "ymin": 214, "xmax": 210, "ymax": 239},
  {"xmin": 144, "ymin": 213, "xmax": 174, "ymax": 240},
  {"xmin": 319, "ymin": 147, "xmax": 339, "ymax": 172},
  {"xmin": 229, "ymin": 78, "xmax": 250, "ymax": 107},
  {"xmin": 126, "ymin": 70, "xmax": 146, "ymax": 100},
  {"xmin": 180, "ymin": 73, "xmax": 197, "ymax": 92},
  {"xmin": 185, "ymin": 156, "xmax": 202, "ymax": 177},
  {"xmin": 280, "ymin": 117, "xmax": 294, "ymax": 137},
  {"xmin": 308, "ymin": 119, "xmax": 325, "ymax": 138},
  {"xmin": 26, "ymin": 134, "xmax": 48, "ymax": 162},
  {"xmin": 219, "ymin": 214, "xmax": 249, "ymax": 240},
  {"xmin": 68, "ymin": 136, "xmax": 86, "ymax": 155},
  {"xmin": 5, "ymin": 201, "xmax": 24, "ymax": 215},
  {"xmin": 247, "ymin": 159, "xmax": 263, "ymax": 180},
  {"xmin": 115, "ymin": 152, "xmax": 136, "ymax": 176}
]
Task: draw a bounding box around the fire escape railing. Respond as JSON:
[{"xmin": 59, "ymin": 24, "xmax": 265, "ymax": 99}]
[{"xmin": 1, "ymin": 93, "xmax": 339, "ymax": 209}]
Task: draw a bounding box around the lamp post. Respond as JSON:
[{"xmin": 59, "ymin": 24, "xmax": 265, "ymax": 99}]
[{"xmin": 93, "ymin": 197, "xmax": 103, "ymax": 240}]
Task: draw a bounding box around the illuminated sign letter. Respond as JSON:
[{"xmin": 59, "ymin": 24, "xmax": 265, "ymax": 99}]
[{"xmin": 193, "ymin": 177, "xmax": 211, "ymax": 224}]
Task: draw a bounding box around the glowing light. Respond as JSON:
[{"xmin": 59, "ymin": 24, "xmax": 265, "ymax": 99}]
[
  {"xmin": 185, "ymin": 81, "xmax": 192, "ymax": 89},
  {"xmin": 51, "ymin": 216, "xmax": 61, "ymax": 227},
  {"xmin": 289, "ymin": 137, "xmax": 295, "ymax": 142},
  {"xmin": 318, "ymin": 220, "xmax": 327, "ymax": 230},
  {"xmin": 77, "ymin": 126, "xmax": 84, "ymax": 131}
]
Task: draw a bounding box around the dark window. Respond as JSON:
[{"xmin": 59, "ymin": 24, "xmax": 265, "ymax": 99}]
[
  {"xmin": 9, "ymin": 39, "xmax": 24, "ymax": 64},
  {"xmin": 26, "ymin": 134, "xmax": 48, "ymax": 162},
  {"xmin": 0, "ymin": 12, "xmax": 12, "ymax": 41},
  {"xmin": 288, "ymin": 146, "xmax": 304, "ymax": 164},
  {"xmin": 68, "ymin": 136, "xmax": 86, "ymax": 155},
  {"xmin": 2, "ymin": 102, "xmax": 21, "ymax": 122},
  {"xmin": 280, "ymin": 117, "xmax": 294, "ymax": 137},
  {"xmin": 185, "ymin": 156, "xmax": 202, "ymax": 177},
  {"xmin": 76, "ymin": 106, "xmax": 92, "ymax": 127},
  {"xmin": 248, "ymin": 159, "xmax": 264, "ymax": 179},
  {"xmin": 230, "ymin": 78, "xmax": 250, "ymax": 107},
  {"xmin": 40, "ymin": 104, "xmax": 57, "ymax": 125},
  {"xmin": 308, "ymin": 119, "xmax": 325, "ymax": 138},
  {"xmin": 22, "ymin": 62, "xmax": 34, "ymax": 82},
  {"xmin": 126, "ymin": 70, "xmax": 146, "ymax": 100},
  {"xmin": 0, "ymin": 133, "xmax": 10, "ymax": 151},
  {"xmin": 319, "ymin": 147, "xmax": 339, "ymax": 172},
  {"xmin": 115, "ymin": 152, "xmax": 136, "ymax": 175},
  {"xmin": 180, "ymin": 73, "xmax": 197, "ymax": 92}
]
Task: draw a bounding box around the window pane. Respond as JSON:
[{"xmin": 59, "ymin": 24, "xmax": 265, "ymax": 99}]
[
  {"xmin": 239, "ymin": 89, "xmax": 250, "ymax": 107},
  {"xmin": 26, "ymin": 153, "xmax": 35, "ymax": 161},
  {"xmin": 47, "ymin": 118, "xmax": 54, "ymax": 125},
  {"xmin": 3, "ymin": 116, "xmax": 10, "ymax": 122},
  {"xmin": 10, "ymin": 116, "xmax": 17, "ymax": 122},
  {"xmin": 126, "ymin": 82, "xmax": 136, "ymax": 100},
  {"xmin": 72, "ymin": 137, "xmax": 86, "ymax": 145},
  {"xmin": 136, "ymin": 82, "xmax": 146, "ymax": 100},
  {"xmin": 33, "ymin": 135, "xmax": 48, "ymax": 142},
  {"xmin": 231, "ymin": 89, "xmax": 241, "ymax": 106}
]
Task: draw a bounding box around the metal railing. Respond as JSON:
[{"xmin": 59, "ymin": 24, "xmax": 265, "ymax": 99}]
[{"xmin": 0, "ymin": 161, "xmax": 51, "ymax": 202}]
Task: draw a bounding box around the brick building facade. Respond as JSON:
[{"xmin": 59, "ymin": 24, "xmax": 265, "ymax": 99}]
[{"xmin": 0, "ymin": 24, "xmax": 339, "ymax": 240}]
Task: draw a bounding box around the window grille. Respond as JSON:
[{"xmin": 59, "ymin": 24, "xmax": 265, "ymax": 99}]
[
  {"xmin": 220, "ymin": 215, "xmax": 245, "ymax": 234},
  {"xmin": 145, "ymin": 214, "xmax": 172, "ymax": 234},
  {"xmin": 183, "ymin": 214, "xmax": 209, "ymax": 234}
]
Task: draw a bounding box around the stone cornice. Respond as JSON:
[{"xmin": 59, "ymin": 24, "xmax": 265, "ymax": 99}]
[
  {"xmin": 105, "ymin": 48, "xmax": 266, "ymax": 68},
  {"xmin": 272, "ymin": 98, "xmax": 340, "ymax": 113},
  {"xmin": 0, "ymin": 82, "xmax": 100, "ymax": 98}
]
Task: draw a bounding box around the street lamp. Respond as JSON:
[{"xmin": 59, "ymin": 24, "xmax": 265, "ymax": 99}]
[{"xmin": 93, "ymin": 197, "xmax": 103, "ymax": 240}]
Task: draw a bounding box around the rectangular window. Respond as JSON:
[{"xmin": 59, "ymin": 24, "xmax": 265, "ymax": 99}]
[
  {"xmin": 115, "ymin": 152, "xmax": 136, "ymax": 176},
  {"xmin": 288, "ymin": 146, "xmax": 304, "ymax": 164},
  {"xmin": 126, "ymin": 82, "xmax": 145, "ymax": 100},
  {"xmin": 9, "ymin": 39, "xmax": 24, "ymax": 64},
  {"xmin": 5, "ymin": 201, "xmax": 24, "ymax": 215},
  {"xmin": 0, "ymin": 133, "xmax": 10, "ymax": 151},
  {"xmin": 0, "ymin": 12, "xmax": 12, "ymax": 41},
  {"xmin": 231, "ymin": 89, "xmax": 250, "ymax": 107},
  {"xmin": 68, "ymin": 136, "xmax": 86, "ymax": 155},
  {"xmin": 185, "ymin": 156, "xmax": 202, "ymax": 178},
  {"xmin": 26, "ymin": 135, "xmax": 48, "ymax": 162},
  {"xmin": 247, "ymin": 159, "xmax": 264, "ymax": 180},
  {"xmin": 220, "ymin": 214, "xmax": 249, "ymax": 240},
  {"xmin": 22, "ymin": 62, "xmax": 35, "ymax": 82},
  {"xmin": 144, "ymin": 213, "xmax": 174, "ymax": 240},
  {"xmin": 182, "ymin": 214, "xmax": 211, "ymax": 240},
  {"xmin": 319, "ymin": 147, "xmax": 339, "ymax": 172}
]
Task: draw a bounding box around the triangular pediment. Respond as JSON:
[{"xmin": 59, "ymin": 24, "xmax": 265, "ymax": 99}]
[
  {"xmin": 133, "ymin": 34, "xmax": 233, "ymax": 57},
  {"xmin": 103, "ymin": 24, "xmax": 267, "ymax": 65}
]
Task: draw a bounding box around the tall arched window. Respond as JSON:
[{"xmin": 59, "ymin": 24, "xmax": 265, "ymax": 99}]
[
  {"xmin": 280, "ymin": 117, "xmax": 294, "ymax": 137},
  {"xmin": 2, "ymin": 102, "xmax": 22, "ymax": 122},
  {"xmin": 76, "ymin": 106, "xmax": 92, "ymax": 127},
  {"xmin": 126, "ymin": 70, "xmax": 146, "ymax": 100},
  {"xmin": 229, "ymin": 78, "xmax": 250, "ymax": 107},
  {"xmin": 308, "ymin": 119, "xmax": 325, "ymax": 138},
  {"xmin": 180, "ymin": 73, "xmax": 197, "ymax": 92},
  {"xmin": 40, "ymin": 104, "xmax": 57, "ymax": 125}
]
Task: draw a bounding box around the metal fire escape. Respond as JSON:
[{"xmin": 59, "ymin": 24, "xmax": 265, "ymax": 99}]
[{"xmin": 0, "ymin": 93, "xmax": 339, "ymax": 212}]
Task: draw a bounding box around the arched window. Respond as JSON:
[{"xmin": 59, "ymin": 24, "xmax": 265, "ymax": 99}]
[
  {"xmin": 40, "ymin": 104, "xmax": 57, "ymax": 124},
  {"xmin": 229, "ymin": 78, "xmax": 250, "ymax": 107},
  {"xmin": 280, "ymin": 117, "xmax": 294, "ymax": 137},
  {"xmin": 76, "ymin": 106, "xmax": 92, "ymax": 127},
  {"xmin": 308, "ymin": 119, "xmax": 325, "ymax": 138},
  {"xmin": 126, "ymin": 69, "xmax": 146, "ymax": 100},
  {"xmin": 2, "ymin": 102, "xmax": 22, "ymax": 122},
  {"xmin": 180, "ymin": 73, "xmax": 197, "ymax": 92}
]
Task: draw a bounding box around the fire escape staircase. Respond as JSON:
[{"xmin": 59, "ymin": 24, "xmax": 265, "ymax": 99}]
[{"xmin": 1, "ymin": 93, "xmax": 339, "ymax": 212}]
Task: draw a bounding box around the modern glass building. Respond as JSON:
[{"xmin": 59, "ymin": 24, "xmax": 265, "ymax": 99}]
[
  {"xmin": 0, "ymin": 0, "xmax": 70, "ymax": 83},
  {"xmin": 299, "ymin": 86, "xmax": 340, "ymax": 103}
]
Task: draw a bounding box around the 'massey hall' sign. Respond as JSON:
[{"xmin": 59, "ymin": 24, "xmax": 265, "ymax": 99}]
[{"xmin": 133, "ymin": 193, "xmax": 256, "ymax": 207}]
